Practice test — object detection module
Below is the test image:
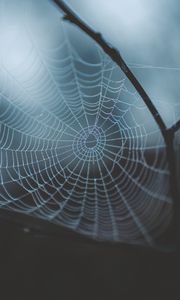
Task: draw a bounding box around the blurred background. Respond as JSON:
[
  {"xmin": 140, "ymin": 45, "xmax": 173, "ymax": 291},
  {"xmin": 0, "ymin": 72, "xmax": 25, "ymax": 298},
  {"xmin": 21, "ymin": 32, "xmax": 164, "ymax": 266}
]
[{"xmin": 1, "ymin": 0, "xmax": 180, "ymax": 127}]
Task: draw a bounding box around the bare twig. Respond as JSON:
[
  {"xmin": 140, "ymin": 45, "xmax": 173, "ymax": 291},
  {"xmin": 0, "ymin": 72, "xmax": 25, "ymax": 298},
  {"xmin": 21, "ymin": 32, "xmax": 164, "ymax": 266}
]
[
  {"xmin": 53, "ymin": 0, "xmax": 180, "ymax": 137},
  {"xmin": 52, "ymin": 0, "xmax": 168, "ymax": 136},
  {"xmin": 168, "ymin": 120, "xmax": 180, "ymax": 135}
]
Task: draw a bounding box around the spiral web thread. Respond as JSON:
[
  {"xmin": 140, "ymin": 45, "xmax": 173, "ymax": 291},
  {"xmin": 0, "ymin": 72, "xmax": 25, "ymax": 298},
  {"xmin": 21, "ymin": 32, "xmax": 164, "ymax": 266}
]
[{"xmin": 0, "ymin": 19, "xmax": 173, "ymax": 246}]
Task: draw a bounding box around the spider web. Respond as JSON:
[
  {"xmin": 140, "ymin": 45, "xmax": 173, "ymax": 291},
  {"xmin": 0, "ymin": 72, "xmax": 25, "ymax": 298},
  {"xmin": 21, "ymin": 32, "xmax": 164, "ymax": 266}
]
[{"xmin": 0, "ymin": 17, "xmax": 173, "ymax": 247}]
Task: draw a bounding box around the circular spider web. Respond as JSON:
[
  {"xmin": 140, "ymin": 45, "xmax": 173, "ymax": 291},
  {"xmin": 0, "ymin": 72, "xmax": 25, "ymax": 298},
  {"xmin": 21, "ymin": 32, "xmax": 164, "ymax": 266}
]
[{"xmin": 0, "ymin": 7, "xmax": 173, "ymax": 246}]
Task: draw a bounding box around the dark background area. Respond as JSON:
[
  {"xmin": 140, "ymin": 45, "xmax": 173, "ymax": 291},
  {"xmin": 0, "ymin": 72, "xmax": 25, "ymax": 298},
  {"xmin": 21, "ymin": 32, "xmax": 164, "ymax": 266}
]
[{"xmin": 0, "ymin": 211, "xmax": 179, "ymax": 300}]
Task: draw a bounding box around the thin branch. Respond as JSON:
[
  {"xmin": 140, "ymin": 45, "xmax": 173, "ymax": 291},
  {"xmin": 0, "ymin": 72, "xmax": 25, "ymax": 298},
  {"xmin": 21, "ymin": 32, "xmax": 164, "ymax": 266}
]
[
  {"xmin": 168, "ymin": 120, "xmax": 180, "ymax": 135},
  {"xmin": 52, "ymin": 0, "xmax": 167, "ymax": 138}
]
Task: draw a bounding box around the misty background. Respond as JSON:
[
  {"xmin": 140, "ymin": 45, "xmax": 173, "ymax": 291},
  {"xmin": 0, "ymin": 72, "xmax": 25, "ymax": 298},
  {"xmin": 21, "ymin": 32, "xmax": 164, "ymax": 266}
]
[
  {"xmin": 67, "ymin": 0, "xmax": 180, "ymax": 128},
  {"xmin": 0, "ymin": 0, "xmax": 179, "ymax": 128}
]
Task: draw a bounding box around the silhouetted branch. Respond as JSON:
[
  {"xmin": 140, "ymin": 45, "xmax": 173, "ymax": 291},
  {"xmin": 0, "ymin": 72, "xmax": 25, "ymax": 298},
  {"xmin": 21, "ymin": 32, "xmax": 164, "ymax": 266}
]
[{"xmin": 52, "ymin": 0, "xmax": 167, "ymax": 138}]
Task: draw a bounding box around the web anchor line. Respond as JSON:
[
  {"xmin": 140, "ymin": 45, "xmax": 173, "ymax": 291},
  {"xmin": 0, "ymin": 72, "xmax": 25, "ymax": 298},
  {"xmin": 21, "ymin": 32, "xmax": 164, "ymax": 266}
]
[{"xmin": 52, "ymin": 0, "xmax": 180, "ymax": 250}]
